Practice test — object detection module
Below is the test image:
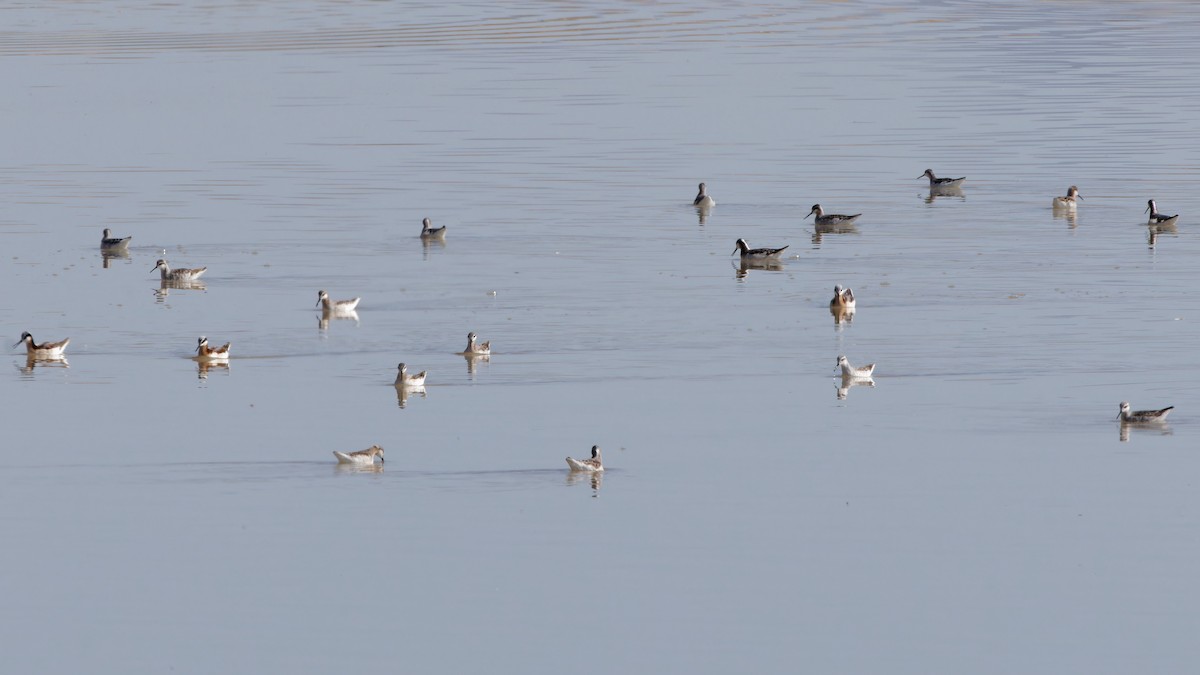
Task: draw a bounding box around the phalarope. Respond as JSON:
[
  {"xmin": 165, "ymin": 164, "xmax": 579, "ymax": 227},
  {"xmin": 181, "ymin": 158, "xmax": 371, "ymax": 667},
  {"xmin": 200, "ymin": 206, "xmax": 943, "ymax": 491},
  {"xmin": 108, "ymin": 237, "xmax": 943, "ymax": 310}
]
[
  {"xmin": 566, "ymin": 445, "xmax": 604, "ymax": 472},
  {"xmin": 919, "ymin": 169, "xmax": 965, "ymax": 189},
  {"xmin": 837, "ymin": 354, "xmax": 875, "ymax": 378},
  {"xmin": 316, "ymin": 290, "xmax": 360, "ymax": 313},
  {"xmin": 195, "ymin": 336, "xmax": 231, "ymax": 360},
  {"xmin": 693, "ymin": 182, "xmax": 716, "ymax": 208},
  {"xmin": 733, "ymin": 238, "xmax": 788, "ymax": 260},
  {"xmin": 829, "ymin": 285, "xmax": 856, "ymax": 310},
  {"xmin": 14, "ymin": 332, "xmax": 69, "ymax": 358},
  {"xmin": 420, "ymin": 217, "xmax": 447, "ymax": 239},
  {"xmin": 100, "ymin": 228, "xmax": 132, "ymax": 250},
  {"xmin": 461, "ymin": 331, "xmax": 491, "ymax": 355},
  {"xmin": 1117, "ymin": 401, "xmax": 1173, "ymax": 424},
  {"xmin": 1052, "ymin": 186, "xmax": 1082, "ymax": 210},
  {"xmin": 805, "ymin": 204, "xmax": 861, "ymax": 226},
  {"xmin": 333, "ymin": 445, "xmax": 385, "ymax": 465},
  {"xmin": 394, "ymin": 362, "xmax": 427, "ymax": 387},
  {"xmin": 1145, "ymin": 200, "xmax": 1179, "ymax": 226},
  {"xmin": 152, "ymin": 259, "xmax": 207, "ymax": 281}
]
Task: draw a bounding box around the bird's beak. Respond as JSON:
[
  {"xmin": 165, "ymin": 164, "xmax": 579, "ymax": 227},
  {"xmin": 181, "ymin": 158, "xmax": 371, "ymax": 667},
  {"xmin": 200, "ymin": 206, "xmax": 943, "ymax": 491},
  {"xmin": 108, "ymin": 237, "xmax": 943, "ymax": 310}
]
[
  {"xmin": 315, "ymin": 298, "xmax": 321, "ymax": 307},
  {"xmin": 1145, "ymin": 204, "xmax": 1151, "ymax": 213},
  {"xmin": 803, "ymin": 212, "xmax": 813, "ymax": 220}
]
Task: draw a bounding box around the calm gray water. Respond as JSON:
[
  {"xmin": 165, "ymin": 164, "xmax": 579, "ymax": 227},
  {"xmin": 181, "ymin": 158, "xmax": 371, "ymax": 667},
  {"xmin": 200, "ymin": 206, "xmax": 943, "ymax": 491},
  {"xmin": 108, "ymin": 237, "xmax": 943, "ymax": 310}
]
[{"xmin": 4, "ymin": 2, "xmax": 1200, "ymax": 673}]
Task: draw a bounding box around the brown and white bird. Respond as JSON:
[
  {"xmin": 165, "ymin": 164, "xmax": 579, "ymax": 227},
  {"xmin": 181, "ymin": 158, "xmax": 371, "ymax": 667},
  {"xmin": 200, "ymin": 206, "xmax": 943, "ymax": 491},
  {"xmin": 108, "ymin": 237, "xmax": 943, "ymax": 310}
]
[
  {"xmin": 566, "ymin": 445, "xmax": 604, "ymax": 472},
  {"xmin": 152, "ymin": 259, "xmax": 207, "ymax": 281},
  {"xmin": 829, "ymin": 285, "xmax": 856, "ymax": 310},
  {"xmin": 195, "ymin": 336, "xmax": 231, "ymax": 361},
  {"xmin": 14, "ymin": 332, "xmax": 69, "ymax": 358},
  {"xmin": 394, "ymin": 362, "xmax": 427, "ymax": 387},
  {"xmin": 333, "ymin": 445, "xmax": 385, "ymax": 465},
  {"xmin": 461, "ymin": 331, "xmax": 490, "ymax": 356}
]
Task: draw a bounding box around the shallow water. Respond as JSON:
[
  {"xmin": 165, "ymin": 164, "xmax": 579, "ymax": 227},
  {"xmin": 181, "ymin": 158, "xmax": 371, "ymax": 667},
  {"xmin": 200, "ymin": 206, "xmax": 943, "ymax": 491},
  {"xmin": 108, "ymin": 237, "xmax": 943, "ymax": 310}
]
[{"xmin": 4, "ymin": 2, "xmax": 1200, "ymax": 673}]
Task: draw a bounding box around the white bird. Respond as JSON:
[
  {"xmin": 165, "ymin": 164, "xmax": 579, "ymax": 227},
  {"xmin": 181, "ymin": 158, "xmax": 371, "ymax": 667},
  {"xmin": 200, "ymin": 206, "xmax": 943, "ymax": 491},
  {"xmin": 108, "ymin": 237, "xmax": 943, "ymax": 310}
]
[
  {"xmin": 566, "ymin": 445, "xmax": 604, "ymax": 472},
  {"xmin": 420, "ymin": 217, "xmax": 447, "ymax": 239},
  {"xmin": 14, "ymin": 332, "xmax": 69, "ymax": 358},
  {"xmin": 1117, "ymin": 401, "xmax": 1173, "ymax": 424},
  {"xmin": 152, "ymin": 259, "xmax": 207, "ymax": 281},
  {"xmin": 1145, "ymin": 200, "xmax": 1179, "ymax": 226},
  {"xmin": 394, "ymin": 362, "xmax": 427, "ymax": 387},
  {"xmin": 100, "ymin": 228, "xmax": 132, "ymax": 250},
  {"xmin": 805, "ymin": 204, "xmax": 861, "ymax": 226},
  {"xmin": 316, "ymin": 290, "xmax": 360, "ymax": 313},
  {"xmin": 733, "ymin": 238, "xmax": 788, "ymax": 260},
  {"xmin": 1052, "ymin": 186, "xmax": 1082, "ymax": 210},
  {"xmin": 693, "ymin": 182, "xmax": 716, "ymax": 207},
  {"xmin": 919, "ymin": 169, "xmax": 965, "ymax": 189},
  {"xmin": 837, "ymin": 354, "xmax": 875, "ymax": 378},
  {"xmin": 333, "ymin": 445, "xmax": 385, "ymax": 465}
]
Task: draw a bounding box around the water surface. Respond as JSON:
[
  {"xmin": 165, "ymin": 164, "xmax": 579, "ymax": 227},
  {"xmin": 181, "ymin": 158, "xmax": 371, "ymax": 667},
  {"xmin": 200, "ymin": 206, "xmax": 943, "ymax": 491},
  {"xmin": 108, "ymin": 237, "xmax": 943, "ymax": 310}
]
[{"xmin": 3, "ymin": 2, "xmax": 1200, "ymax": 673}]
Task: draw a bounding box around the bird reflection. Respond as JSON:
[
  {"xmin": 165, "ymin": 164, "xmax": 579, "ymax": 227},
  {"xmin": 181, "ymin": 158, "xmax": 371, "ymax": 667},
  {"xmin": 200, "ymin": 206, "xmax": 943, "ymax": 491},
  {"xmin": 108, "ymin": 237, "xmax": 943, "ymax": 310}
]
[
  {"xmin": 1119, "ymin": 422, "xmax": 1172, "ymax": 443},
  {"xmin": 695, "ymin": 204, "xmax": 712, "ymax": 225},
  {"xmin": 335, "ymin": 463, "xmax": 384, "ymax": 475},
  {"xmin": 836, "ymin": 374, "xmax": 875, "ymax": 400},
  {"xmin": 421, "ymin": 237, "xmax": 446, "ymax": 258},
  {"xmin": 101, "ymin": 249, "xmax": 131, "ymax": 268},
  {"xmin": 394, "ymin": 384, "xmax": 427, "ymax": 408},
  {"xmin": 924, "ymin": 186, "xmax": 965, "ymax": 203},
  {"xmin": 197, "ymin": 360, "xmax": 230, "ymax": 380},
  {"xmin": 734, "ymin": 259, "xmax": 784, "ymax": 279},
  {"xmin": 1052, "ymin": 210, "xmax": 1078, "ymax": 229},
  {"xmin": 154, "ymin": 279, "xmax": 206, "ymax": 302},
  {"xmin": 463, "ymin": 352, "xmax": 490, "ymax": 376},
  {"xmin": 830, "ymin": 305, "xmax": 855, "ymax": 328},
  {"xmin": 1147, "ymin": 221, "xmax": 1177, "ymax": 248},
  {"xmin": 566, "ymin": 469, "xmax": 603, "ymax": 495},
  {"xmin": 16, "ymin": 355, "xmax": 69, "ymax": 375},
  {"xmin": 809, "ymin": 221, "xmax": 859, "ymax": 247},
  {"xmin": 318, "ymin": 309, "xmax": 360, "ymax": 331}
]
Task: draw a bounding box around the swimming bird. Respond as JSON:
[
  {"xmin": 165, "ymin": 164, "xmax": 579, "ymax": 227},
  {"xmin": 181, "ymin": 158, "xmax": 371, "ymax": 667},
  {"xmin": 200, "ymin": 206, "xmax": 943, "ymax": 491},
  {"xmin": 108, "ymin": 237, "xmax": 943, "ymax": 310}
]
[
  {"xmin": 100, "ymin": 228, "xmax": 132, "ymax": 250},
  {"xmin": 1145, "ymin": 200, "xmax": 1179, "ymax": 226},
  {"xmin": 919, "ymin": 169, "xmax": 965, "ymax": 189},
  {"xmin": 805, "ymin": 204, "xmax": 861, "ymax": 226},
  {"xmin": 1052, "ymin": 186, "xmax": 1082, "ymax": 210},
  {"xmin": 316, "ymin": 290, "xmax": 360, "ymax": 313},
  {"xmin": 837, "ymin": 354, "xmax": 875, "ymax": 378},
  {"xmin": 420, "ymin": 217, "xmax": 447, "ymax": 239},
  {"xmin": 195, "ymin": 336, "xmax": 231, "ymax": 361},
  {"xmin": 733, "ymin": 238, "xmax": 788, "ymax": 260},
  {"xmin": 152, "ymin": 259, "xmax": 206, "ymax": 281},
  {"xmin": 461, "ymin": 331, "xmax": 490, "ymax": 355},
  {"xmin": 1117, "ymin": 401, "xmax": 1173, "ymax": 424},
  {"xmin": 830, "ymin": 285, "xmax": 856, "ymax": 310},
  {"xmin": 566, "ymin": 445, "xmax": 604, "ymax": 472},
  {"xmin": 333, "ymin": 445, "xmax": 385, "ymax": 465},
  {"xmin": 394, "ymin": 362, "xmax": 427, "ymax": 387},
  {"xmin": 14, "ymin": 332, "xmax": 69, "ymax": 358},
  {"xmin": 693, "ymin": 182, "xmax": 716, "ymax": 207}
]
